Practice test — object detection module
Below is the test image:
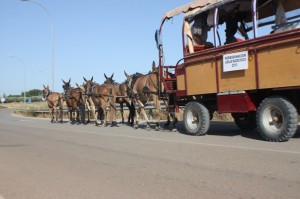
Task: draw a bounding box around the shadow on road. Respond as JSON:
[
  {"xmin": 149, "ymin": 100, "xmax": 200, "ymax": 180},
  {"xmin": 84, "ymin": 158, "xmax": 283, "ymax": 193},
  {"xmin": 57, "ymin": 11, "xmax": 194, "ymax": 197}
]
[{"xmin": 176, "ymin": 121, "xmax": 300, "ymax": 141}]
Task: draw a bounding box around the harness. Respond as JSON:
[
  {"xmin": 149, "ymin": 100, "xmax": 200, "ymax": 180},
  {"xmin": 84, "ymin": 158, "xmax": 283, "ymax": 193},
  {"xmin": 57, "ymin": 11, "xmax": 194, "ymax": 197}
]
[{"xmin": 128, "ymin": 72, "xmax": 159, "ymax": 106}]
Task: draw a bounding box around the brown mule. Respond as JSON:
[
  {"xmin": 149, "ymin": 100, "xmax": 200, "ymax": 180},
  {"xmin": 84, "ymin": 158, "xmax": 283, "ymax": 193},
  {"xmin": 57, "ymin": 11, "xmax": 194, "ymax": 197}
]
[
  {"xmin": 103, "ymin": 73, "xmax": 135, "ymax": 126},
  {"xmin": 42, "ymin": 85, "xmax": 63, "ymax": 123},
  {"xmin": 124, "ymin": 66, "xmax": 161, "ymax": 130},
  {"xmin": 83, "ymin": 77, "xmax": 96, "ymax": 123},
  {"xmin": 85, "ymin": 77, "xmax": 117, "ymax": 127},
  {"xmin": 125, "ymin": 62, "xmax": 178, "ymax": 131},
  {"xmin": 62, "ymin": 79, "xmax": 86, "ymax": 124}
]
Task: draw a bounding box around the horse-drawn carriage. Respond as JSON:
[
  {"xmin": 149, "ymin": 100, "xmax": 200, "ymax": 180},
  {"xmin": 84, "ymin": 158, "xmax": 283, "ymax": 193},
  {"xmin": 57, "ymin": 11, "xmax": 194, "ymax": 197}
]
[{"xmin": 156, "ymin": 0, "xmax": 300, "ymax": 141}]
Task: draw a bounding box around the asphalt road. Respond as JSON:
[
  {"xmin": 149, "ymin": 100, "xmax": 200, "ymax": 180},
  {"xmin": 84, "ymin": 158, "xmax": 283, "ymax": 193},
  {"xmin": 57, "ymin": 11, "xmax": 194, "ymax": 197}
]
[{"xmin": 0, "ymin": 109, "xmax": 300, "ymax": 199}]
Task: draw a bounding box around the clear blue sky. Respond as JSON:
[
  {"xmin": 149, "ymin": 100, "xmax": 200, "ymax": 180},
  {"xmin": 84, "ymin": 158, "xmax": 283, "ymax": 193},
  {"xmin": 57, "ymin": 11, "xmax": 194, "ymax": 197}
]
[{"xmin": 0, "ymin": 0, "xmax": 191, "ymax": 96}]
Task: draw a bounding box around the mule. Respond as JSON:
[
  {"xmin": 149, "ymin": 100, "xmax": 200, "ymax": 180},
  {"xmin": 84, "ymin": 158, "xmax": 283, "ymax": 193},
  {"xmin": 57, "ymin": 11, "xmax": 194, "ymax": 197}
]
[
  {"xmin": 42, "ymin": 85, "xmax": 63, "ymax": 123},
  {"xmin": 76, "ymin": 82, "xmax": 94, "ymax": 124},
  {"xmin": 103, "ymin": 73, "xmax": 135, "ymax": 126},
  {"xmin": 124, "ymin": 61, "xmax": 178, "ymax": 130},
  {"xmin": 84, "ymin": 77, "xmax": 117, "ymax": 127},
  {"xmin": 62, "ymin": 79, "xmax": 86, "ymax": 124}
]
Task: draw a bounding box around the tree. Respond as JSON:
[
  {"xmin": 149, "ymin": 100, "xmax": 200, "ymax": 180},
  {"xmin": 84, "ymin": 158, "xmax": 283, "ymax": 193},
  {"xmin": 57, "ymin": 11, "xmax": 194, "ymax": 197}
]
[{"xmin": 21, "ymin": 89, "xmax": 42, "ymax": 97}]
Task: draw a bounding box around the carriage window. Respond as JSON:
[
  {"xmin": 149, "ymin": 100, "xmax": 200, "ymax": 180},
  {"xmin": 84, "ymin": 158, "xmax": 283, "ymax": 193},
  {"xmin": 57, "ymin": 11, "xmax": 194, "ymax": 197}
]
[
  {"xmin": 190, "ymin": 13, "xmax": 214, "ymax": 48},
  {"xmin": 216, "ymin": 1, "xmax": 252, "ymax": 46},
  {"xmin": 184, "ymin": 11, "xmax": 214, "ymax": 53},
  {"xmin": 255, "ymin": 0, "xmax": 300, "ymax": 37}
]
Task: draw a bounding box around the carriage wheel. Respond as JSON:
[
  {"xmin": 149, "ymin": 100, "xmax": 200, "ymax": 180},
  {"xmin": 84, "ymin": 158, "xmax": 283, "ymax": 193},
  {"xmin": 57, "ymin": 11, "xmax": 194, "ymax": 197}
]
[
  {"xmin": 257, "ymin": 96, "xmax": 298, "ymax": 142},
  {"xmin": 184, "ymin": 102, "xmax": 210, "ymax": 136},
  {"xmin": 232, "ymin": 112, "xmax": 257, "ymax": 131}
]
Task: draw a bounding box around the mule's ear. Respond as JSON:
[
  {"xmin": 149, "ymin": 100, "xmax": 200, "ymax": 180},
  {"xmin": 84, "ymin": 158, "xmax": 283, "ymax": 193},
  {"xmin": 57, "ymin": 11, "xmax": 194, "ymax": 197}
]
[
  {"xmin": 111, "ymin": 73, "xmax": 114, "ymax": 79},
  {"xmin": 62, "ymin": 79, "xmax": 66, "ymax": 84},
  {"xmin": 124, "ymin": 71, "xmax": 130, "ymax": 79},
  {"xmin": 43, "ymin": 84, "xmax": 46, "ymax": 88},
  {"xmin": 152, "ymin": 61, "xmax": 156, "ymax": 72},
  {"xmin": 104, "ymin": 73, "xmax": 108, "ymax": 79},
  {"xmin": 91, "ymin": 76, "xmax": 93, "ymax": 81},
  {"xmin": 76, "ymin": 83, "xmax": 79, "ymax": 87},
  {"xmin": 83, "ymin": 77, "xmax": 87, "ymax": 82},
  {"xmin": 68, "ymin": 78, "xmax": 71, "ymax": 84}
]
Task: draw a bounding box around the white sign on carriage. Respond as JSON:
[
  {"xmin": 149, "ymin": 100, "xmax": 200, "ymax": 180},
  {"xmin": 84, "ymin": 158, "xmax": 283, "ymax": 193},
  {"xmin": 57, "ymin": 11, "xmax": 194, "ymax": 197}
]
[{"xmin": 223, "ymin": 51, "xmax": 248, "ymax": 72}]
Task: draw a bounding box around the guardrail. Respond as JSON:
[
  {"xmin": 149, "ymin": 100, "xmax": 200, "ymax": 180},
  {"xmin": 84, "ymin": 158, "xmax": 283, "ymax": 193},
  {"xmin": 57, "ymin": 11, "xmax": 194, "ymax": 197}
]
[{"xmin": 15, "ymin": 102, "xmax": 168, "ymax": 114}]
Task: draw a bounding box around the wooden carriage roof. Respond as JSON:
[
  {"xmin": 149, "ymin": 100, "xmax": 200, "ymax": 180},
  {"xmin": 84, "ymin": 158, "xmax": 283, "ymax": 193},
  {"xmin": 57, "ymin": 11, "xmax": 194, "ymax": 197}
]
[
  {"xmin": 162, "ymin": 0, "xmax": 300, "ymax": 21},
  {"xmin": 162, "ymin": 0, "xmax": 234, "ymax": 21}
]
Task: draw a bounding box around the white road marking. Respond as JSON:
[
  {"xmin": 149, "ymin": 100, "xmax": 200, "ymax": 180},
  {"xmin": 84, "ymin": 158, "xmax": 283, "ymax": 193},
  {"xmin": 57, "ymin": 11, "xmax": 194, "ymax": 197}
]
[
  {"xmin": 19, "ymin": 120, "xmax": 30, "ymax": 122},
  {"xmin": 27, "ymin": 124, "xmax": 300, "ymax": 155}
]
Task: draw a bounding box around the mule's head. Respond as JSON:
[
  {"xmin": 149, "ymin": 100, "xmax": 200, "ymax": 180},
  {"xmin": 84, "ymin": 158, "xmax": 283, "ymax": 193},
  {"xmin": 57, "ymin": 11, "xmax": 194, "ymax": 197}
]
[
  {"xmin": 83, "ymin": 76, "xmax": 94, "ymax": 95},
  {"xmin": 62, "ymin": 78, "xmax": 71, "ymax": 92},
  {"xmin": 124, "ymin": 71, "xmax": 135, "ymax": 97},
  {"xmin": 42, "ymin": 85, "xmax": 50, "ymax": 98},
  {"xmin": 104, "ymin": 73, "xmax": 115, "ymax": 84},
  {"xmin": 124, "ymin": 71, "xmax": 132, "ymax": 87}
]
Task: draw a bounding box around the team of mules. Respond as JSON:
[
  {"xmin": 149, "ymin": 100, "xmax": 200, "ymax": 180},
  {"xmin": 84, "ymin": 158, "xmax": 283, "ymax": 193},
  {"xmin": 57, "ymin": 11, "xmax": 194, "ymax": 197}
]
[{"xmin": 43, "ymin": 62, "xmax": 177, "ymax": 131}]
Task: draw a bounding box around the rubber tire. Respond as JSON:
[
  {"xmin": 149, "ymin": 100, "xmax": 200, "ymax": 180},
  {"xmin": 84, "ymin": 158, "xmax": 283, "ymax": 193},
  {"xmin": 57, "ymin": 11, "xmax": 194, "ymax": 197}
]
[
  {"xmin": 183, "ymin": 102, "xmax": 210, "ymax": 136},
  {"xmin": 257, "ymin": 96, "xmax": 298, "ymax": 142},
  {"xmin": 232, "ymin": 112, "xmax": 257, "ymax": 131}
]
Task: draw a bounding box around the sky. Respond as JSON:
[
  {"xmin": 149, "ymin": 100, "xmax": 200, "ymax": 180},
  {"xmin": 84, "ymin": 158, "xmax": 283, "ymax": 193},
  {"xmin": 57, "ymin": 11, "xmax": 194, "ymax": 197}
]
[{"xmin": 0, "ymin": 0, "xmax": 191, "ymax": 96}]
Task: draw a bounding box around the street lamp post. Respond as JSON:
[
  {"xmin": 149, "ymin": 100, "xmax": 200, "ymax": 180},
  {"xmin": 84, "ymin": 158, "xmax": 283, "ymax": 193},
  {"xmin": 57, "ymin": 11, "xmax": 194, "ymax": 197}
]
[
  {"xmin": 9, "ymin": 55, "xmax": 26, "ymax": 105},
  {"xmin": 21, "ymin": 0, "xmax": 55, "ymax": 91}
]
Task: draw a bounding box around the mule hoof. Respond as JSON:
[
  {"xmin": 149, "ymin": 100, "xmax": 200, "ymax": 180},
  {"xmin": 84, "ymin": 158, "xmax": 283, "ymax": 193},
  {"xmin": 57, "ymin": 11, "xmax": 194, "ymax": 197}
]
[{"xmin": 155, "ymin": 127, "xmax": 160, "ymax": 131}]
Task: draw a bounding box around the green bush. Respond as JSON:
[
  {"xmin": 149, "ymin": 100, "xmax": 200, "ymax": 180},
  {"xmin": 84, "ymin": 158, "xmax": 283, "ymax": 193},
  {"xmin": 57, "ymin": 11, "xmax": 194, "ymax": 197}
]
[{"xmin": 5, "ymin": 96, "xmax": 43, "ymax": 103}]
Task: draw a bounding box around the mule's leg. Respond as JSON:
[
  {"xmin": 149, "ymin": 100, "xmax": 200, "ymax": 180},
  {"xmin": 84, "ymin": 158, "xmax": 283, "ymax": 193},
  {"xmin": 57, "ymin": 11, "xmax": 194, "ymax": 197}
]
[
  {"xmin": 134, "ymin": 107, "xmax": 140, "ymax": 129},
  {"xmin": 69, "ymin": 108, "xmax": 73, "ymax": 124},
  {"xmin": 126, "ymin": 102, "xmax": 131, "ymax": 125},
  {"xmin": 102, "ymin": 104, "xmax": 107, "ymax": 127},
  {"xmin": 109, "ymin": 99, "xmax": 118, "ymax": 127},
  {"xmin": 126, "ymin": 101, "xmax": 135, "ymax": 126},
  {"xmin": 86, "ymin": 104, "xmax": 90, "ymax": 123},
  {"xmin": 59, "ymin": 108, "xmax": 63, "ymax": 123},
  {"xmin": 139, "ymin": 107, "xmax": 151, "ymax": 130},
  {"xmin": 58, "ymin": 99, "xmax": 63, "ymax": 123},
  {"xmin": 80, "ymin": 104, "xmax": 86, "ymax": 125},
  {"xmin": 90, "ymin": 105, "xmax": 96, "ymax": 124},
  {"xmin": 153, "ymin": 97, "xmax": 161, "ymax": 131},
  {"xmin": 120, "ymin": 103, "xmax": 124, "ymax": 124},
  {"xmin": 54, "ymin": 106, "xmax": 58, "ymax": 123},
  {"xmin": 75, "ymin": 108, "xmax": 80, "ymax": 124},
  {"xmin": 171, "ymin": 113, "xmax": 178, "ymax": 131},
  {"xmin": 50, "ymin": 108, "xmax": 54, "ymax": 123},
  {"xmin": 130, "ymin": 103, "xmax": 135, "ymax": 126},
  {"xmin": 94, "ymin": 106, "xmax": 100, "ymax": 126}
]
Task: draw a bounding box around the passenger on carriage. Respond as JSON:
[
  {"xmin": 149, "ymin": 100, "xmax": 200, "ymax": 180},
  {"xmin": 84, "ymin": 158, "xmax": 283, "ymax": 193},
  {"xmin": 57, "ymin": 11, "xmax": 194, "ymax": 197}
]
[
  {"xmin": 224, "ymin": 15, "xmax": 240, "ymax": 44},
  {"xmin": 191, "ymin": 13, "xmax": 214, "ymax": 49}
]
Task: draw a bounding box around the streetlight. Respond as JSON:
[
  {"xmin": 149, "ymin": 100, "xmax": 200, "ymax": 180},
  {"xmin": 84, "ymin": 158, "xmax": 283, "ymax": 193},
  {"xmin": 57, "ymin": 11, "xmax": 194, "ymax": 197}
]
[
  {"xmin": 9, "ymin": 55, "xmax": 26, "ymax": 105},
  {"xmin": 21, "ymin": 0, "xmax": 55, "ymax": 91}
]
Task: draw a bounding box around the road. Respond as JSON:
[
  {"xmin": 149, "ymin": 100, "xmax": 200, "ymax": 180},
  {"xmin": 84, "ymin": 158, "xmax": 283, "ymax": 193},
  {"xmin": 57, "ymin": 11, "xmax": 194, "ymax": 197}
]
[{"xmin": 0, "ymin": 109, "xmax": 300, "ymax": 199}]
